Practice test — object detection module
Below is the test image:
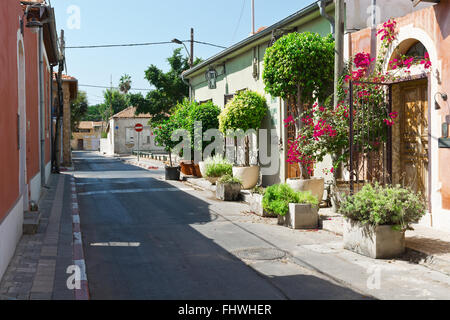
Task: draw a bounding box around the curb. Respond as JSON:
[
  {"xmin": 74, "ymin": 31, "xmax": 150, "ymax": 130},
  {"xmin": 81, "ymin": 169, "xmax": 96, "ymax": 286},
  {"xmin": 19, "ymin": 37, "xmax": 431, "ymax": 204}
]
[
  {"xmin": 69, "ymin": 174, "xmax": 90, "ymax": 300},
  {"xmin": 123, "ymin": 159, "xmax": 163, "ymax": 171}
]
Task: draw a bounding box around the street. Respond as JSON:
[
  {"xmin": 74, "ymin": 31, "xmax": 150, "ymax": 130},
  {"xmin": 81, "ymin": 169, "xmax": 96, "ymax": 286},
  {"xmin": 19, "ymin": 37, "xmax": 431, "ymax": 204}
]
[{"xmin": 73, "ymin": 151, "xmax": 367, "ymax": 300}]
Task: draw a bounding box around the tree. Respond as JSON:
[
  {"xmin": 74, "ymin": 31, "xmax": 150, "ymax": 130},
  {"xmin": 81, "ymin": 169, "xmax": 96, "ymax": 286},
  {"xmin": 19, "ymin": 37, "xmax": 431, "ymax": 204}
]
[
  {"xmin": 263, "ymin": 32, "xmax": 334, "ymax": 178},
  {"xmin": 130, "ymin": 48, "xmax": 202, "ymax": 122},
  {"xmin": 71, "ymin": 91, "xmax": 88, "ymax": 132},
  {"xmin": 119, "ymin": 74, "xmax": 132, "ymax": 94},
  {"xmin": 82, "ymin": 104, "xmax": 103, "ymax": 122}
]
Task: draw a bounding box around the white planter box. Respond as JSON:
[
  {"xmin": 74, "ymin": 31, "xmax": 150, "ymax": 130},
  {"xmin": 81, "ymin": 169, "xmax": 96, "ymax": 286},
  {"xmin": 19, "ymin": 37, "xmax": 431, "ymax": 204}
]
[
  {"xmin": 343, "ymin": 218, "xmax": 405, "ymax": 259},
  {"xmin": 249, "ymin": 193, "xmax": 276, "ymax": 217},
  {"xmin": 278, "ymin": 203, "xmax": 319, "ymax": 229},
  {"xmin": 216, "ymin": 182, "xmax": 241, "ymax": 201}
]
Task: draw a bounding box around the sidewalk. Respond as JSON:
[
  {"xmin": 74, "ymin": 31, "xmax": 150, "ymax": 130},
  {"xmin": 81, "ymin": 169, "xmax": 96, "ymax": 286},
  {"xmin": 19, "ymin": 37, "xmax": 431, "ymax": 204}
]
[{"xmin": 0, "ymin": 172, "xmax": 86, "ymax": 300}]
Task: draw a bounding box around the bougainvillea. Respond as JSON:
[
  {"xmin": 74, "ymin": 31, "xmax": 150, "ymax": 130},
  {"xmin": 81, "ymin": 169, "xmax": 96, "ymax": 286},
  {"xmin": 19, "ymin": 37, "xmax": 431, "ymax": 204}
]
[{"xmin": 286, "ymin": 19, "xmax": 432, "ymax": 175}]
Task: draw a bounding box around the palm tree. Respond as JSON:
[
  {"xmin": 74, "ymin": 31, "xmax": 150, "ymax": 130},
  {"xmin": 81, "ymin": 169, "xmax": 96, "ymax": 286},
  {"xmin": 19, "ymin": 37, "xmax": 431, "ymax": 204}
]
[{"xmin": 119, "ymin": 74, "xmax": 132, "ymax": 94}]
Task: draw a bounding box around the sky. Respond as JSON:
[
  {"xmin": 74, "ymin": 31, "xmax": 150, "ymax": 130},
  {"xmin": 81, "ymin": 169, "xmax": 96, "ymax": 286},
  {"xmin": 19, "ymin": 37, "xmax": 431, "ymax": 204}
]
[{"xmin": 52, "ymin": 0, "xmax": 317, "ymax": 106}]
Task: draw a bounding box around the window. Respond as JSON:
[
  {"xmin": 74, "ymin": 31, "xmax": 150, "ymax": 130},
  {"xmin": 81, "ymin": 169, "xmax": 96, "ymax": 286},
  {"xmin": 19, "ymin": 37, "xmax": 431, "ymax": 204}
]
[
  {"xmin": 224, "ymin": 94, "xmax": 234, "ymax": 105},
  {"xmin": 406, "ymin": 42, "xmax": 427, "ymax": 58}
]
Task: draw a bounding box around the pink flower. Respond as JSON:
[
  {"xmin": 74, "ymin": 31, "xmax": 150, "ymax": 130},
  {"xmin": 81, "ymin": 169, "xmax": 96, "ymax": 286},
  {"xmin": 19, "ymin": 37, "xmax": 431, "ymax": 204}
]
[{"xmin": 284, "ymin": 115, "xmax": 295, "ymax": 127}]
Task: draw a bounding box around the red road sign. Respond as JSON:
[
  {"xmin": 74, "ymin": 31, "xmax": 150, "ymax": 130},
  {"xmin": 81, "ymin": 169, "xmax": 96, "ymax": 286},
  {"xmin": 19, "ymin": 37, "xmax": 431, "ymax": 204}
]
[{"xmin": 135, "ymin": 123, "xmax": 143, "ymax": 132}]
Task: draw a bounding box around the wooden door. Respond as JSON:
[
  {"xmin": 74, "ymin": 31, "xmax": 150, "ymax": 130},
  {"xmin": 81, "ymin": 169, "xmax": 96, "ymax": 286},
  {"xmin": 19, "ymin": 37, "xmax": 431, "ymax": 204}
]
[
  {"xmin": 399, "ymin": 80, "xmax": 428, "ymax": 200},
  {"xmin": 77, "ymin": 139, "xmax": 84, "ymax": 150}
]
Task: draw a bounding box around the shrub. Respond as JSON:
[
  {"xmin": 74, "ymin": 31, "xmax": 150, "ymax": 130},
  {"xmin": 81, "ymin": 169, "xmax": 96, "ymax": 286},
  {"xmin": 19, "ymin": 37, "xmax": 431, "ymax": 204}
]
[
  {"xmin": 218, "ymin": 175, "xmax": 242, "ymax": 185},
  {"xmin": 204, "ymin": 155, "xmax": 232, "ymax": 178},
  {"xmin": 338, "ymin": 183, "xmax": 426, "ymax": 230},
  {"xmin": 219, "ymin": 90, "xmax": 267, "ymax": 166},
  {"xmin": 262, "ymin": 184, "xmax": 318, "ymax": 216}
]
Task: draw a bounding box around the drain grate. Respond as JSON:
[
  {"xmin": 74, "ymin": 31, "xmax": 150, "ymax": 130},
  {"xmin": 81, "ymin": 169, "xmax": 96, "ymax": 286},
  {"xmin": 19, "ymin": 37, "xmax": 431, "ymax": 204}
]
[{"xmin": 232, "ymin": 247, "xmax": 286, "ymax": 261}]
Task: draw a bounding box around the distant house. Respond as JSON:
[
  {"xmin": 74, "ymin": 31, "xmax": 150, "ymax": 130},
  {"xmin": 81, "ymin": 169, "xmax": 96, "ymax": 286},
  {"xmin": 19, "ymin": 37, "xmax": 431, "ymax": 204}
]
[
  {"xmin": 100, "ymin": 106, "xmax": 164, "ymax": 155},
  {"xmin": 71, "ymin": 121, "xmax": 105, "ymax": 151}
]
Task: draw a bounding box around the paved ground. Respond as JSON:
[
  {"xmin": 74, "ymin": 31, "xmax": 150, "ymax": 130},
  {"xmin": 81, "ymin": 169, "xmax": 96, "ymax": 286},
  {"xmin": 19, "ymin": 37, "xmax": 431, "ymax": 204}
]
[
  {"xmin": 2, "ymin": 151, "xmax": 450, "ymax": 300},
  {"xmin": 73, "ymin": 151, "xmax": 370, "ymax": 300},
  {"xmin": 0, "ymin": 173, "xmax": 74, "ymax": 300}
]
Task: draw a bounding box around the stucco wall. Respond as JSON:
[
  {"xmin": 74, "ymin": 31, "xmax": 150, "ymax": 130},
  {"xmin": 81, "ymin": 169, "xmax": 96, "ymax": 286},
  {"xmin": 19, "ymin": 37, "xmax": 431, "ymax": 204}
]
[
  {"xmin": 0, "ymin": 0, "xmax": 22, "ymax": 221},
  {"xmin": 349, "ymin": 2, "xmax": 450, "ymax": 230}
]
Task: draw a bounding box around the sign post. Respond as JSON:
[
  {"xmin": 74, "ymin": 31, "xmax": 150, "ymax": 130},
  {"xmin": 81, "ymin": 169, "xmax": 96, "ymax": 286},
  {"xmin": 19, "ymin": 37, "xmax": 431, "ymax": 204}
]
[{"xmin": 135, "ymin": 123, "xmax": 143, "ymax": 162}]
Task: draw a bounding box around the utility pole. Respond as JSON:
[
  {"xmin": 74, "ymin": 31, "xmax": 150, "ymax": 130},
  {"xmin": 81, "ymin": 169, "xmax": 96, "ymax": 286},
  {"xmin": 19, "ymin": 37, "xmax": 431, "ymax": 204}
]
[
  {"xmin": 252, "ymin": 0, "xmax": 255, "ymax": 35},
  {"xmin": 52, "ymin": 30, "xmax": 65, "ymax": 174},
  {"xmin": 190, "ymin": 28, "xmax": 194, "ymax": 68},
  {"xmin": 334, "ymin": 0, "xmax": 345, "ymax": 108}
]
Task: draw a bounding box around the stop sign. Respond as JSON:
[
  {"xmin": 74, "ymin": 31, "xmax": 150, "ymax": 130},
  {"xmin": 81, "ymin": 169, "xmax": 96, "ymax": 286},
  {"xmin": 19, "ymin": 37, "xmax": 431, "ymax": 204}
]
[{"xmin": 135, "ymin": 123, "xmax": 143, "ymax": 132}]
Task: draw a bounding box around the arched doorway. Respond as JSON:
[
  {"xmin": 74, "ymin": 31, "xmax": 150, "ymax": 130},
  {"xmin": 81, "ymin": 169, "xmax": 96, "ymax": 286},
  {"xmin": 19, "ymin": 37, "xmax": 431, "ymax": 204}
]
[{"xmin": 389, "ymin": 40, "xmax": 430, "ymax": 206}]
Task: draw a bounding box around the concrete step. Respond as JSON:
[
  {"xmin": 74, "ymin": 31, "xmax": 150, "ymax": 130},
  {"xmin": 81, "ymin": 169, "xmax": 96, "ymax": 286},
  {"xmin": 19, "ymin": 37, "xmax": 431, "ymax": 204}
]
[{"xmin": 23, "ymin": 210, "xmax": 41, "ymax": 235}]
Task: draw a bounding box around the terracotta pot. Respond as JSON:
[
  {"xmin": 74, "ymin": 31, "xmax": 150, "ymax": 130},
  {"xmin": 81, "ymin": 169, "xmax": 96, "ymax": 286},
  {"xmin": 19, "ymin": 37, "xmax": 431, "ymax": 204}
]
[
  {"xmin": 180, "ymin": 161, "xmax": 193, "ymax": 175},
  {"xmin": 192, "ymin": 164, "xmax": 202, "ymax": 177}
]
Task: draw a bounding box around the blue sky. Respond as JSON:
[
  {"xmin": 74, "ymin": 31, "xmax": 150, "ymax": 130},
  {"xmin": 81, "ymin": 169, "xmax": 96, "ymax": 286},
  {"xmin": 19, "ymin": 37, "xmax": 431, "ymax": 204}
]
[{"xmin": 53, "ymin": 0, "xmax": 316, "ymax": 105}]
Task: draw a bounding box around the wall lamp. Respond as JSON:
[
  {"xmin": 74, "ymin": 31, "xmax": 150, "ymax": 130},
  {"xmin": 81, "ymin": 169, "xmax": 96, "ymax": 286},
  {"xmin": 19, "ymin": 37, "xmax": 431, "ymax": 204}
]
[
  {"xmin": 20, "ymin": 4, "xmax": 44, "ymax": 35},
  {"xmin": 435, "ymin": 92, "xmax": 448, "ymax": 110}
]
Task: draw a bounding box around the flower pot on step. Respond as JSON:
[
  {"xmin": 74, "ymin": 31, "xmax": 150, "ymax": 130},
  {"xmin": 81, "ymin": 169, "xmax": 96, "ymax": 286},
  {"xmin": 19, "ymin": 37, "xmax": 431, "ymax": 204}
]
[
  {"xmin": 216, "ymin": 182, "xmax": 241, "ymax": 201},
  {"xmin": 232, "ymin": 165, "xmax": 259, "ymax": 190},
  {"xmin": 287, "ymin": 177, "xmax": 324, "ymax": 202},
  {"xmin": 343, "ymin": 218, "xmax": 405, "ymax": 259}
]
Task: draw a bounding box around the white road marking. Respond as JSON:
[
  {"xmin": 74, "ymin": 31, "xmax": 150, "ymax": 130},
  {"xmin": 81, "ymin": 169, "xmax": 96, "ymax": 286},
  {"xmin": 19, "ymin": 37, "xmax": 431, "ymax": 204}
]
[
  {"xmin": 77, "ymin": 187, "xmax": 194, "ymax": 196},
  {"xmin": 90, "ymin": 242, "xmax": 141, "ymax": 247}
]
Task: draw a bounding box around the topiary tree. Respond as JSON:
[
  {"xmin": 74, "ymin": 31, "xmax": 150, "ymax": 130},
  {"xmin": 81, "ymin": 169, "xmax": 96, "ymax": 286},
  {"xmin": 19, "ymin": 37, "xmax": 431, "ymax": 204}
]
[
  {"xmin": 187, "ymin": 101, "xmax": 220, "ymax": 158},
  {"xmin": 219, "ymin": 90, "xmax": 267, "ymax": 166},
  {"xmin": 263, "ymin": 32, "xmax": 334, "ymax": 178}
]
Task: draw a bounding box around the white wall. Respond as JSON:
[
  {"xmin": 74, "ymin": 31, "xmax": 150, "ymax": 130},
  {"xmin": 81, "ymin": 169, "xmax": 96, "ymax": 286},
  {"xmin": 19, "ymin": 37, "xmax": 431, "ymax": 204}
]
[{"xmin": 0, "ymin": 197, "xmax": 23, "ymax": 281}]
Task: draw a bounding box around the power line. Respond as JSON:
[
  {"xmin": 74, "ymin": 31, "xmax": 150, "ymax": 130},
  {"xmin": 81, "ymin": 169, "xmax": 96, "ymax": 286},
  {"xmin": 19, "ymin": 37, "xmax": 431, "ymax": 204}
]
[
  {"xmin": 65, "ymin": 40, "xmax": 226, "ymax": 50},
  {"xmin": 79, "ymin": 84, "xmax": 152, "ymax": 91},
  {"xmin": 232, "ymin": 0, "xmax": 247, "ymax": 42}
]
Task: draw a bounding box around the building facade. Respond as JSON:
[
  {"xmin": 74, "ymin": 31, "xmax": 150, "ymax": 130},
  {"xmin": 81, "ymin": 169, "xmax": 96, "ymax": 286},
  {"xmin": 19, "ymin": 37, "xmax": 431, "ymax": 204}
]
[
  {"xmin": 71, "ymin": 121, "xmax": 105, "ymax": 151},
  {"xmin": 347, "ymin": 1, "xmax": 450, "ymax": 231},
  {"xmin": 183, "ymin": 1, "xmax": 335, "ymax": 187},
  {"xmin": 101, "ymin": 106, "xmax": 164, "ymax": 156},
  {"xmin": 0, "ymin": 0, "xmax": 59, "ymax": 280}
]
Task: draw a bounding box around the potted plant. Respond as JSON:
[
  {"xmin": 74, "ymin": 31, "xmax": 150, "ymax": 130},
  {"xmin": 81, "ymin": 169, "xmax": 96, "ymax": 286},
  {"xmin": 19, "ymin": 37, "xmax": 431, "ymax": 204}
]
[
  {"xmin": 216, "ymin": 175, "xmax": 242, "ymax": 201},
  {"xmin": 152, "ymin": 118, "xmax": 180, "ymax": 181},
  {"xmin": 263, "ymin": 32, "xmax": 334, "ymax": 202},
  {"xmin": 262, "ymin": 184, "xmax": 319, "ymax": 229},
  {"xmin": 219, "ymin": 90, "xmax": 267, "ymax": 190},
  {"xmin": 339, "ymin": 183, "xmax": 426, "ymax": 259},
  {"xmin": 247, "ymin": 186, "xmax": 275, "ymax": 217},
  {"xmin": 203, "ymin": 155, "xmax": 233, "ymax": 185}
]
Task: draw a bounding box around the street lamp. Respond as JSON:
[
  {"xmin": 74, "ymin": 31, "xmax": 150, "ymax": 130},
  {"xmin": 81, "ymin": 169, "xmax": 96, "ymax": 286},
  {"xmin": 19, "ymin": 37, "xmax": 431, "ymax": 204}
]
[{"xmin": 171, "ymin": 38, "xmax": 192, "ymax": 68}]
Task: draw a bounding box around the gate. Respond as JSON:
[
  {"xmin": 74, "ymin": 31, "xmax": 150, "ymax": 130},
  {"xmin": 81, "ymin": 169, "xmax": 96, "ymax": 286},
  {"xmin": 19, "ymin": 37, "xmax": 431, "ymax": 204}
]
[{"xmin": 348, "ymin": 80, "xmax": 393, "ymax": 194}]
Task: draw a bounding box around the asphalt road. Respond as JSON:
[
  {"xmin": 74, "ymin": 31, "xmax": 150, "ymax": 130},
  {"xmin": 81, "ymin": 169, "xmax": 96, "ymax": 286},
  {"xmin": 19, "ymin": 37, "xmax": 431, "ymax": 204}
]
[{"xmin": 73, "ymin": 151, "xmax": 366, "ymax": 300}]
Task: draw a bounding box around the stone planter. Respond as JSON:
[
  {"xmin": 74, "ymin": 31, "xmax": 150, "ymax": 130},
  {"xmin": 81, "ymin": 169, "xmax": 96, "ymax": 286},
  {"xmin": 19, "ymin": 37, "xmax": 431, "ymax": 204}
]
[
  {"xmin": 277, "ymin": 203, "xmax": 319, "ymax": 229},
  {"xmin": 216, "ymin": 182, "xmax": 241, "ymax": 201},
  {"xmin": 343, "ymin": 218, "xmax": 405, "ymax": 259},
  {"xmin": 233, "ymin": 165, "xmax": 259, "ymax": 190},
  {"xmin": 248, "ymin": 193, "xmax": 276, "ymax": 217},
  {"xmin": 287, "ymin": 177, "xmax": 325, "ymax": 202}
]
